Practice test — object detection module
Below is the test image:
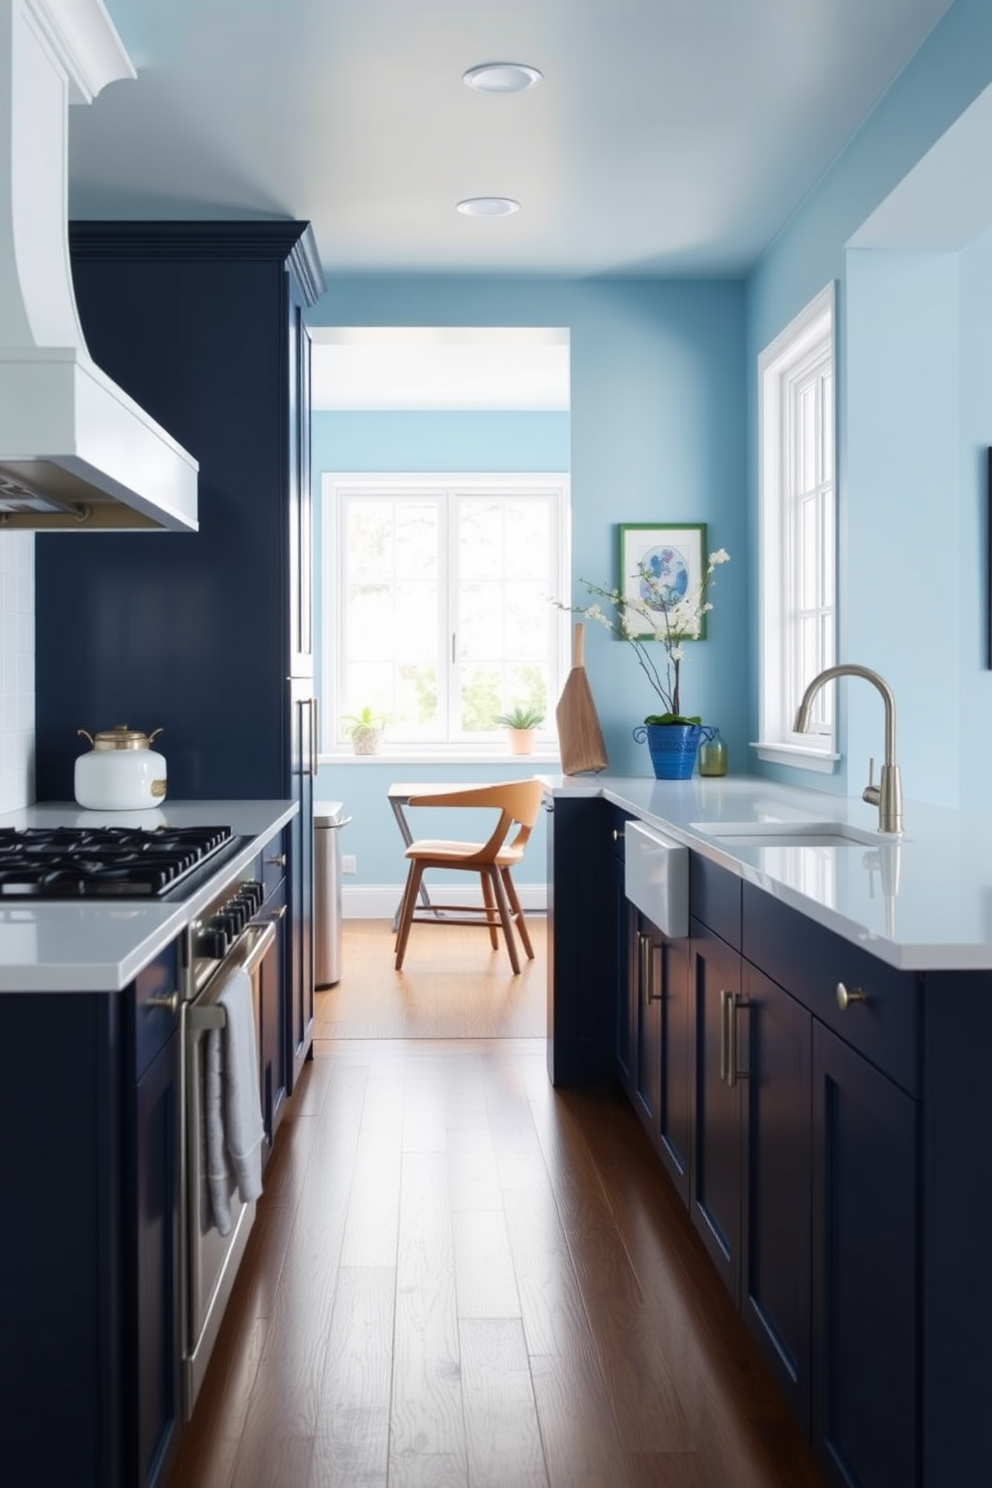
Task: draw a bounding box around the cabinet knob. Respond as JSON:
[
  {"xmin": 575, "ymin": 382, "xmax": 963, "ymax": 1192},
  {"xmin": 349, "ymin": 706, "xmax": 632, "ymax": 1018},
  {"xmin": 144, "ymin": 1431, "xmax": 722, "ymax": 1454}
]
[
  {"xmin": 836, "ymin": 981, "xmax": 868, "ymax": 1011},
  {"xmin": 613, "ymin": 828, "xmax": 624, "ymax": 841},
  {"xmin": 265, "ymin": 853, "xmax": 287, "ymax": 868},
  {"xmin": 145, "ymin": 990, "xmax": 180, "ymax": 1016},
  {"xmin": 269, "ymin": 905, "xmax": 288, "ymax": 921}
]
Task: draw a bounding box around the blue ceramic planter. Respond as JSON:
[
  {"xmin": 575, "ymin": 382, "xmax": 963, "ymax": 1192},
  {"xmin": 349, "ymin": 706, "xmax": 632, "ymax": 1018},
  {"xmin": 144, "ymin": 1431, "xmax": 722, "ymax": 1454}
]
[{"xmin": 633, "ymin": 722, "xmax": 708, "ymax": 780}]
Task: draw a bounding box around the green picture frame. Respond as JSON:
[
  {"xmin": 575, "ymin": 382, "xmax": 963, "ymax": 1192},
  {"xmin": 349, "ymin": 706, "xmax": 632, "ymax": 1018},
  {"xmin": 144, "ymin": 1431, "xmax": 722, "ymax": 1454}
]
[{"xmin": 617, "ymin": 522, "xmax": 708, "ymax": 641}]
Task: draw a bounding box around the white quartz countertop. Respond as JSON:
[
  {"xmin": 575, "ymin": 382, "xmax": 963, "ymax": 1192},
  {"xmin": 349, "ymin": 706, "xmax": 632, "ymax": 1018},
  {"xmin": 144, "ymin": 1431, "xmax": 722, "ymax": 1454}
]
[
  {"xmin": 546, "ymin": 774, "xmax": 992, "ymax": 972},
  {"xmin": 0, "ymin": 800, "xmax": 297, "ymax": 993}
]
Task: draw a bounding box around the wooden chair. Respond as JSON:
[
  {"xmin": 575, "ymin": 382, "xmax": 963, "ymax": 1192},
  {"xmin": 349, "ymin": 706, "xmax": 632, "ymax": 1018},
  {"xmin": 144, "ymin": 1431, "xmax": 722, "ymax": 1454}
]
[{"xmin": 393, "ymin": 778, "xmax": 545, "ymax": 974}]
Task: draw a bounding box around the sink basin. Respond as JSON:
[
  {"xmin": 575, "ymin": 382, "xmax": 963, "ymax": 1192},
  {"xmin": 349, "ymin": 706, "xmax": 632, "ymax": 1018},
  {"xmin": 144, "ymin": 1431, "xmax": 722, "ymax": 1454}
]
[{"xmin": 690, "ymin": 820, "xmax": 880, "ymax": 849}]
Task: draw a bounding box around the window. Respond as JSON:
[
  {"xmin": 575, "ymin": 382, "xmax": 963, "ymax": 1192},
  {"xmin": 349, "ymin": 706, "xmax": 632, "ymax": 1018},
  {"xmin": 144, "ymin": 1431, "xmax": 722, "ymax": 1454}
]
[
  {"xmin": 755, "ymin": 284, "xmax": 838, "ymax": 771},
  {"xmin": 321, "ymin": 473, "xmax": 569, "ymax": 756}
]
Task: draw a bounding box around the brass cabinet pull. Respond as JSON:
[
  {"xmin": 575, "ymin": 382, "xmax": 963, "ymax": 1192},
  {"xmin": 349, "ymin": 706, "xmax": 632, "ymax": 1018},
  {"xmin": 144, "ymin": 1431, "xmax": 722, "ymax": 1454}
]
[
  {"xmin": 639, "ymin": 931, "xmax": 651, "ymax": 1008},
  {"xmin": 719, "ymin": 989, "xmax": 732, "ymax": 1083},
  {"xmin": 727, "ymin": 993, "xmax": 750, "ymax": 1088},
  {"xmin": 836, "ymin": 981, "xmax": 868, "ymax": 1011},
  {"xmin": 269, "ymin": 904, "xmax": 287, "ymax": 921},
  {"xmin": 145, "ymin": 990, "xmax": 180, "ymax": 1016}
]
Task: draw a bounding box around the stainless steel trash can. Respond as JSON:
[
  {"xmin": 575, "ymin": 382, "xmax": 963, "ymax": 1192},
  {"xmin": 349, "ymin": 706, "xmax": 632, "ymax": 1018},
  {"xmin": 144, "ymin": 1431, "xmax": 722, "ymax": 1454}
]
[{"xmin": 314, "ymin": 801, "xmax": 350, "ymax": 987}]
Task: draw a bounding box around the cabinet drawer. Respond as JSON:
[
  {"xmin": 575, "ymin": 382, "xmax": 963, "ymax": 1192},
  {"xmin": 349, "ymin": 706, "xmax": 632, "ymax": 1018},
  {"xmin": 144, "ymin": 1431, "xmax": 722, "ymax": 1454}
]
[
  {"xmin": 742, "ymin": 883, "xmax": 920, "ymax": 1096},
  {"xmin": 132, "ymin": 941, "xmax": 181, "ymax": 1080},
  {"xmin": 690, "ymin": 852, "xmax": 742, "ymax": 950}
]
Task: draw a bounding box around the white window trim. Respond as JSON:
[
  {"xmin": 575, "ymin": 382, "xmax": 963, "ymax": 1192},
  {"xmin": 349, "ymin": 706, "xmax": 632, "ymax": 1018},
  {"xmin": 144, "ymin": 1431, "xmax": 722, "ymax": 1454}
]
[
  {"xmin": 752, "ymin": 283, "xmax": 840, "ymax": 773},
  {"xmin": 319, "ymin": 470, "xmax": 571, "ymax": 764}
]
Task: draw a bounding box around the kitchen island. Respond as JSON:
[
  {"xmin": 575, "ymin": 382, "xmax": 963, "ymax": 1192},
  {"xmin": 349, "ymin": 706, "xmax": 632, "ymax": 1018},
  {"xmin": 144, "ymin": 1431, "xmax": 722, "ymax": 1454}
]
[
  {"xmin": 0, "ymin": 799, "xmax": 298, "ymax": 1488},
  {"xmin": 545, "ymin": 773, "xmax": 992, "ymax": 1488}
]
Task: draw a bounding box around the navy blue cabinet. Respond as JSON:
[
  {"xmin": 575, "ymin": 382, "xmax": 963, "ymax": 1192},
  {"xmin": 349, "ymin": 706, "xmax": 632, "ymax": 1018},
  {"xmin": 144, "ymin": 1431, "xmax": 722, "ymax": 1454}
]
[
  {"xmin": 0, "ymin": 943, "xmax": 183, "ymax": 1488},
  {"xmin": 258, "ymin": 870, "xmax": 288, "ymax": 1158},
  {"xmin": 546, "ymin": 794, "xmax": 616, "ymax": 1086},
  {"xmin": 131, "ymin": 1025, "xmax": 182, "ymax": 1488},
  {"xmin": 553, "ymin": 796, "xmax": 992, "ymax": 1488},
  {"xmin": 741, "ymin": 961, "xmax": 812, "ymax": 1433},
  {"xmin": 811, "ymin": 1023, "xmax": 918, "ymax": 1488},
  {"xmin": 38, "ymin": 221, "xmax": 325, "ymax": 1097},
  {"xmin": 689, "ymin": 916, "xmax": 742, "ymax": 1296}
]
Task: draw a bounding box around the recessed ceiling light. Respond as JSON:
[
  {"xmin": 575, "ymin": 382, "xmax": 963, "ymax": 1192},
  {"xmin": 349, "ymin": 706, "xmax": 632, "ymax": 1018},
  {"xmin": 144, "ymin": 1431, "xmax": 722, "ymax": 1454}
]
[
  {"xmin": 456, "ymin": 197, "xmax": 520, "ymax": 218},
  {"xmin": 463, "ymin": 62, "xmax": 542, "ymax": 94}
]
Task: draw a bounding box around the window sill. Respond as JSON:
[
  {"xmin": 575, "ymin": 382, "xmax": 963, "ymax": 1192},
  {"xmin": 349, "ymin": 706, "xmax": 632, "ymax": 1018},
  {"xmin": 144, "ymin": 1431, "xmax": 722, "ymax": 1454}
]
[
  {"xmin": 320, "ymin": 748, "xmax": 563, "ymax": 767},
  {"xmin": 750, "ymin": 740, "xmax": 840, "ymax": 774}
]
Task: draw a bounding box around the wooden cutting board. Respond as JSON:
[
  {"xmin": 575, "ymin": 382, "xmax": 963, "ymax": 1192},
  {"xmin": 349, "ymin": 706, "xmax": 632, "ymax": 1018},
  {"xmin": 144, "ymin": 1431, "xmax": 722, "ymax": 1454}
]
[{"xmin": 556, "ymin": 622, "xmax": 609, "ymax": 775}]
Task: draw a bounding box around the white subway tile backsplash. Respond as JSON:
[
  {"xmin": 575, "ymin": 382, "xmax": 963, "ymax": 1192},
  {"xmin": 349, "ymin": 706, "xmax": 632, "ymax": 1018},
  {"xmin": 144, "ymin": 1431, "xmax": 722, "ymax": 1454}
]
[{"xmin": 0, "ymin": 532, "xmax": 34, "ymax": 812}]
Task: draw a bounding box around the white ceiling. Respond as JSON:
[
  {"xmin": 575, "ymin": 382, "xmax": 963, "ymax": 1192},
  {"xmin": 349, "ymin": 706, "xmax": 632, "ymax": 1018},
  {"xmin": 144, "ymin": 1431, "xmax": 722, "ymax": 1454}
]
[{"xmin": 71, "ymin": 0, "xmax": 957, "ymax": 282}]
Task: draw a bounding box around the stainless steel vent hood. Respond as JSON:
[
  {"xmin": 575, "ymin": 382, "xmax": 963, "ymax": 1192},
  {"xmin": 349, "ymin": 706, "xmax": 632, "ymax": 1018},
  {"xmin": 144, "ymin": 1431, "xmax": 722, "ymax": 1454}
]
[{"xmin": 0, "ymin": 0, "xmax": 198, "ymax": 531}]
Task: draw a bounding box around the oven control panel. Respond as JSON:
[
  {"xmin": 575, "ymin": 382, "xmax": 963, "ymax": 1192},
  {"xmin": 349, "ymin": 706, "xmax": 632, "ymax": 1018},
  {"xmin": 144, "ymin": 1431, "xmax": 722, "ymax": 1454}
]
[{"xmin": 192, "ymin": 879, "xmax": 266, "ymax": 961}]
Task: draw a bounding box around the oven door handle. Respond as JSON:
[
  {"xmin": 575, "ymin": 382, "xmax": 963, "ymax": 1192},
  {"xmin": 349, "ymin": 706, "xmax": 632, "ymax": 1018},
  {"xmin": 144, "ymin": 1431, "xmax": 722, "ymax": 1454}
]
[{"xmin": 188, "ymin": 919, "xmax": 278, "ymax": 1030}]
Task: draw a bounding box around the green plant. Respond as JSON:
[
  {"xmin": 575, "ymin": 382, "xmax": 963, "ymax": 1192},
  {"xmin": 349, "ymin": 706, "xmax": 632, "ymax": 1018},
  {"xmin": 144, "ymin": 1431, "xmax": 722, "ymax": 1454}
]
[
  {"xmin": 558, "ymin": 547, "xmax": 730, "ymax": 723},
  {"xmin": 341, "ymin": 705, "xmax": 388, "ymax": 736},
  {"xmin": 494, "ymin": 704, "xmax": 545, "ymax": 730}
]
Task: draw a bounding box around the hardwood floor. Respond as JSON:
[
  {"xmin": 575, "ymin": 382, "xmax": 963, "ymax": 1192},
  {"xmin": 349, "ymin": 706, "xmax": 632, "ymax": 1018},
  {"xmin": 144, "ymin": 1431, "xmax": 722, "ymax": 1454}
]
[
  {"xmin": 167, "ymin": 921, "xmax": 825, "ymax": 1488},
  {"xmin": 315, "ymin": 917, "xmax": 547, "ymax": 1040}
]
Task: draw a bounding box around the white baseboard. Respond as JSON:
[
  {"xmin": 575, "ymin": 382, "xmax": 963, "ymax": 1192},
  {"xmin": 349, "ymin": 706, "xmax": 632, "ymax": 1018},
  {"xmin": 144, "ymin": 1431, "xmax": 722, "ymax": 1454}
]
[{"xmin": 341, "ymin": 882, "xmax": 548, "ymax": 920}]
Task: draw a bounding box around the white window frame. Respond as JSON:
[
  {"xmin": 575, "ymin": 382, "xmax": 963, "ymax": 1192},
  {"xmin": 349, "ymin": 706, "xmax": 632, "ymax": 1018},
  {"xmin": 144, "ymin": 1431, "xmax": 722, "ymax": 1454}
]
[
  {"xmin": 753, "ymin": 283, "xmax": 840, "ymax": 772},
  {"xmin": 320, "ymin": 471, "xmax": 571, "ymax": 762}
]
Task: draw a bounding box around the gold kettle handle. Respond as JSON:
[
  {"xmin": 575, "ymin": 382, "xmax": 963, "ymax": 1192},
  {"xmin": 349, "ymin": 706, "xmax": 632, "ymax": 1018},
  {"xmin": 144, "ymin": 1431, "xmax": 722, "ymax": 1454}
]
[
  {"xmin": 77, "ymin": 728, "xmax": 95, "ymax": 746},
  {"xmin": 149, "ymin": 727, "xmax": 164, "ymax": 743}
]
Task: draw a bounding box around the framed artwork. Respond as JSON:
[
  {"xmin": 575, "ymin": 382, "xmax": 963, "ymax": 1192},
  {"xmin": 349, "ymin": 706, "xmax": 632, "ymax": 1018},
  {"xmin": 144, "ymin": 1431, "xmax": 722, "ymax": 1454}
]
[{"xmin": 617, "ymin": 522, "xmax": 708, "ymax": 640}]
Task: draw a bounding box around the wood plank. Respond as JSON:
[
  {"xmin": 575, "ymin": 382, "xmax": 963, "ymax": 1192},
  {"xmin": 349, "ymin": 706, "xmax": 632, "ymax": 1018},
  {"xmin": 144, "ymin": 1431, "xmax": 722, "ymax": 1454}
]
[
  {"xmin": 459, "ymin": 1318, "xmax": 547, "ymax": 1488},
  {"xmin": 311, "ymin": 1266, "xmax": 395, "ymax": 1487},
  {"xmin": 388, "ymin": 1150, "xmax": 466, "ymax": 1484},
  {"xmin": 452, "ymin": 1209, "xmax": 520, "ymax": 1319}
]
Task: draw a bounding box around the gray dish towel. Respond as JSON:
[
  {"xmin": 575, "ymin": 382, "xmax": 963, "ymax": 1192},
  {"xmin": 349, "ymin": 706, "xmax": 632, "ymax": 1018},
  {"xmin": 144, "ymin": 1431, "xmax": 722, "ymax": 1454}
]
[{"xmin": 205, "ymin": 965, "xmax": 264, "ymax": 1235}]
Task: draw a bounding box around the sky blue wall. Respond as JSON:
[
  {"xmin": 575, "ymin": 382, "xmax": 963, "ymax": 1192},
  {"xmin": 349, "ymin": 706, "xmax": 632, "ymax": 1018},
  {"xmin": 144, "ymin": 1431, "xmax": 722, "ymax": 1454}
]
[
  {"xmin": 308, "ymin": 279, "xmax": 747, "ymax": 890},
  {"xmin": 745, "ymin": 0, "xmax": 992, "ymax": 815},
  {"xmin": 959, "ymin": 219, "xmax": 992, "ymax": 808},
  {"xmin": 312, "ymin": 410, "xmax": 570, "ymax": 473}
]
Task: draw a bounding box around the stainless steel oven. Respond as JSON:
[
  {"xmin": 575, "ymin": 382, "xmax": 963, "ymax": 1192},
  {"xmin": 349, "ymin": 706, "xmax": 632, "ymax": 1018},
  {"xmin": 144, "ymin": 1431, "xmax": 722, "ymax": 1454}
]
[{"xmin": 181, "ymin": 869, "xmax": 275, "ymax": 1417}]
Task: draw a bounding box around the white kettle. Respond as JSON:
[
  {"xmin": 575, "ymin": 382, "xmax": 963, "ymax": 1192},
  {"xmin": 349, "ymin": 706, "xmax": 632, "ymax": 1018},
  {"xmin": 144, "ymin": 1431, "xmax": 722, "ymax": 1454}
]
[{"xmin": 74, "ymin": 724, "xmax": 168, "ymax": 811}]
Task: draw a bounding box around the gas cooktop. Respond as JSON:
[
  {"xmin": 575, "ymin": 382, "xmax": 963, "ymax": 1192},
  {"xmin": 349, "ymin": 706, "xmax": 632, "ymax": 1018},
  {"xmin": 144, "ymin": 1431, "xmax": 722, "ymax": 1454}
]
[{"xmin": 0, "ymin": 825, "xmax": 241, "ymax": 899}]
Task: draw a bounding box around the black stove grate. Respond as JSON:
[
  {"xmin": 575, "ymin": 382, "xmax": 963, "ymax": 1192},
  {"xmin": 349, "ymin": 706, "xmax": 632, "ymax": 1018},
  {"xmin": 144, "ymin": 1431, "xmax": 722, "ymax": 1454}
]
[{"xmin": 0, "ymin": 825, "xmax": 236, "ymax": 898}]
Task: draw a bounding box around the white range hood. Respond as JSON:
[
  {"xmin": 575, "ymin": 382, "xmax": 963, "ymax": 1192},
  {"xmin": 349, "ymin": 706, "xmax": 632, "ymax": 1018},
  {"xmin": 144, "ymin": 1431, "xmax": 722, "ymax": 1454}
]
[{"xmin": 0, "ymin": 0, "xmax": 198, "ymax": 531}]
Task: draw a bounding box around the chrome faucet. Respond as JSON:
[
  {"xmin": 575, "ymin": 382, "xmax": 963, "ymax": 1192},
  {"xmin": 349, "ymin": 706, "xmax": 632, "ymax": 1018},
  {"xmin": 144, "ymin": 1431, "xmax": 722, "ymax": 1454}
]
[{"xmin": 793, "ymin": 663, "xmax": 903, "ymax": 835}]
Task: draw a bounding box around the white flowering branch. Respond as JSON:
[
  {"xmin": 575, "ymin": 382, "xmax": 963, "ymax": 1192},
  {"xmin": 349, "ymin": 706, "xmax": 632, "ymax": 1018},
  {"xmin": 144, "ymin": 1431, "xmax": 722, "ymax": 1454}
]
[{"xmin": 556, "ymin": 548, "xmax": 730, "ymax": 722}]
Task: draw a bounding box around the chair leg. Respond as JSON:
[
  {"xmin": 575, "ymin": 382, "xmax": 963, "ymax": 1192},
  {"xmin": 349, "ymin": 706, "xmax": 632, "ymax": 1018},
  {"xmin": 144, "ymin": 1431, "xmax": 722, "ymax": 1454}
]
[
  {"xmin": 486, "ymin": 864, "xmax": 521, "ymax": 974},
  {"xmin": 394, "ymin": 860, "xmax": 425, "ymax": 970},
  {"xmin": 480, "ymin": 872, "xmax": 500, "ymax": 949},
  {"xmin": 501, "ymin": 867, "xmax": 535, "ymax": 960}
]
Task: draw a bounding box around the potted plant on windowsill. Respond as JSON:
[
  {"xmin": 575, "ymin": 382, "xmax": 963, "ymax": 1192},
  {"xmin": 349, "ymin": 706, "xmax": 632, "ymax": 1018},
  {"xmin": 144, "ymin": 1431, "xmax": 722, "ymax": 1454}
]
[
  {"xmin": 494, "ymin": 704, "xmax": 545, "ymax": 756},
  {"xmin": 341, "ymin": 706, "xmax": 388, "ymax": 756}
]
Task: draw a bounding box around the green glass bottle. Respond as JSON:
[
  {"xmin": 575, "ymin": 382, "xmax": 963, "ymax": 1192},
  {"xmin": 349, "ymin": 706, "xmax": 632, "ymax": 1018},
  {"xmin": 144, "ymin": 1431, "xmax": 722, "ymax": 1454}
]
[{"xmin": 699, "ymin": 727, "xmax": 728, "ymax": 777}]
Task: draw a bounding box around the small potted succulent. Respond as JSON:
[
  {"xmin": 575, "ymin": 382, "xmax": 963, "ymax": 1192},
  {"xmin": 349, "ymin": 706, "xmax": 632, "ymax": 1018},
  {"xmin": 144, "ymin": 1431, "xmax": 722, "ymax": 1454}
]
[
  {"xmin": 341, "ymin": 705, "xmax": 388, "ymax": 756},
  {"xmin": 494, "ymin": 704, "xmax": 545, "ymax": 756}
]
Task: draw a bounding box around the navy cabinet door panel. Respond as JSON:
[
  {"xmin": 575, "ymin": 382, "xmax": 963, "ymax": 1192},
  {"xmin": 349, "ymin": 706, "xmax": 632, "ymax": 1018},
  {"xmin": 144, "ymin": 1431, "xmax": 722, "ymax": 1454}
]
[
  {"xmin": 689, "ymin": 918, "xmax": 741, "ymax": 1300},
  {"xmin": 632, "ymin": 908, "xmax": 661, "ymax": 1128},
  {"xmin": 130, "ymin": 1030, "xmax": 181, "ymax": 1488},
  {"xmin": 547, "ymin": 796, "xmax": 616, "ymax": 1086},
  {"xmin": 741, "ymin": 962, "xmax": 811, "ymax": 1430},
  {"xmin": 657, "ymin": 930, "xmax": 691, "ymax": 1203},
  {"xmin": 812, "ymin": 1022, "xmax": 918, "ymax": 1488}
]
